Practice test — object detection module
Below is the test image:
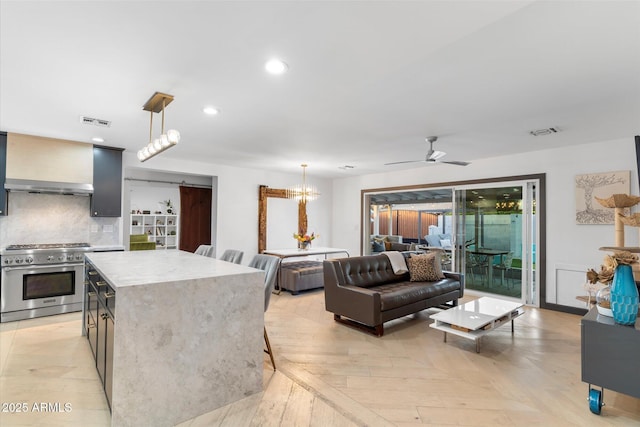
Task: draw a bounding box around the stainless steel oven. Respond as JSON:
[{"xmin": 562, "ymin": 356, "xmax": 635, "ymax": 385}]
[{"xmin": 1, "ymin": 243, "xmax": 91, "ymax": 322}]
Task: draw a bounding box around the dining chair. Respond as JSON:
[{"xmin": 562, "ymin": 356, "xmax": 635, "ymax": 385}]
[
  {"xmin": 248, "ymin": 254, "xmax": 281, "ymax": 371},
  {"xmin": 194, "ymin": 244, "xmax": 215, "ymax": 257},
  {"xmin": 219, "ymin": 249, "xmax": 244, "ymax": 264}
]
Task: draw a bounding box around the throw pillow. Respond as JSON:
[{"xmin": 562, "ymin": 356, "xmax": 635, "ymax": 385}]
[
  {"xmin": 439, "ymin": 239, "xmax": 452, "ymax": 248},
  {"xmin": 384, "ymin": 241, "xmax": 392, "ymax": 251},
  {"xmin": 407, "ymin": 253, "xmax": 445, "ymax": 282},
  {"xmin": 372, "ymin": 240, "xmax": 385, "ymax": 252}
]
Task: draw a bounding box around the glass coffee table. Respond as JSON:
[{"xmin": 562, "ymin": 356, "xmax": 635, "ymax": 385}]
[{"xmin": 429, "ymin": 296, "xmax": 524, "ymax": 353}]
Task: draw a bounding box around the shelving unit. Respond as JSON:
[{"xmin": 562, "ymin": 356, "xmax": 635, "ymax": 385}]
[{"xmin": 130, "ymin": 214, "xmax": 179, "ymax": 249}]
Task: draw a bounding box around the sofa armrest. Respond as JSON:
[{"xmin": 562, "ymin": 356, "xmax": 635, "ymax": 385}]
[
  {"xmin": 324, "ymin": 259, "xmax": 382, "ymax": 326},
  {"xmin": 443, "ymin": 271, "xmax": 465, "ymax": 298}
]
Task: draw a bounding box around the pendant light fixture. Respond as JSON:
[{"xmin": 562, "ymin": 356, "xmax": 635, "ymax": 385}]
[
  {"xmin": 137, "ymin": 92, "xmax": 181, "ymax": 162},
  {"xmin": 286, "ymin": 164, "xmax": 320, "ymax": 202}
]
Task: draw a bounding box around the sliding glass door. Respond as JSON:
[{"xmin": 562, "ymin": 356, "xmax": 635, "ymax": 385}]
[
  {"xmin": 453, "ymin": 181, "xmax": 537, "ymax": 303},
  {"xmin": 362, "ymin": 176, "xmax": 540, "ymax": 306}
]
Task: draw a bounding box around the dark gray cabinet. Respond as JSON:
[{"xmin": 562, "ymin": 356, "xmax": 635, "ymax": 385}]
[
  {"xmin": 84, "ymin": 279, "xmax": 98, "ymax": 360},
  {"xmin": 581, "ymin": 307, "xmax": 640, "ymax": 399},
  {"xmin": 91, "ymin": 145, "xmax": 123, "ymax": 217},
  {"xmin": 84, "ymin": 259, "xmax": 116, "ymax": 411},
  {"xmin": 0, "ymin": 131, "xmax": 7, "ymax": 216}
]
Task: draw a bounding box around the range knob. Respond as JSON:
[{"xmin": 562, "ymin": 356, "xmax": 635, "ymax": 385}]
[
  {"xmin": 47, "ymin": 256, "xmax": 54, "ymax": 261},
  {"xmin": 58, "ymin": 256, "xmax": 64, "ymax": 261},
  {"xmin": 75, "ymin": 254, "xmax": 84, "ymax": 261},
  {"xmin": 4, "ymin": 258, "xmax": 12, "ymax": 265},
  {"xmin": 25, "ymin": 257, "xmax": 33, "ymax": 264},
  {"xmin": 67, "ymin": 255, "xmax": 74, "ymax": 261},
  {"xmin": 15, "ymin": 258, "xmax": 23, "ymax": 264}
]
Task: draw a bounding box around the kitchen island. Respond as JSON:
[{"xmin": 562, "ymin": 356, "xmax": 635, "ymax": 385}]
[{"xmin": 84, "ymin": 250, "xmax": 265, "ymax": 427}]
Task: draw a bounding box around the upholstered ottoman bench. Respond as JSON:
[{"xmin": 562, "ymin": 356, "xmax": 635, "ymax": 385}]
[{"xmin": 280, "ymin": 261, "xmax": 324, "ymax": 295}]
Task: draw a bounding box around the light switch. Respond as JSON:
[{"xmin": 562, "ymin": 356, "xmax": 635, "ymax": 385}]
[{"xmin": 103, "ymin": 225, "xmax": 114, "ymax": 233}]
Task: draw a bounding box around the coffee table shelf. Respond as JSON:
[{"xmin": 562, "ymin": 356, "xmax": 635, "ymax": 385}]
[{"xmin": 429, "ymin": 297, "xmax": 524, "ymax": 352}]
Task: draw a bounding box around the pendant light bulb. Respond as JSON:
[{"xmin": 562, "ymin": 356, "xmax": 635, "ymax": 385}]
[
  {"xmin": 160, "ymin": 134, "xmax": 170, "ymax": 147},
  {"xmin": 167, "ymin": 129, "xmax": 180, "ymax": 145}
]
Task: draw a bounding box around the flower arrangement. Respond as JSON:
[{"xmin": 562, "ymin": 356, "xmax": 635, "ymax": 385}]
[
  {"xmin": 586, "ymin": 251, "xmax": 638, "ymax": 285},
  {"xmin": 293, "ymin": 232, "xmax": 317, "ymax": 243}
]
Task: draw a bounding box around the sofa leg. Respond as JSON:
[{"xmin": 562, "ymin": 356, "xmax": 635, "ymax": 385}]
[
  {"xmin": 333, "ymin": 314, "xmax": 384, "ymax": 337},
  {"xmin": 374, "ymin": 324, "xmax": 384, "ymax": 336}
]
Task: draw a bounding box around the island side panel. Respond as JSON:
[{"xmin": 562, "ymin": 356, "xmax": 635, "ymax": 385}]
[{"xmin": 110, "ymin": 273, "xmax": 264, "ymax": 427}]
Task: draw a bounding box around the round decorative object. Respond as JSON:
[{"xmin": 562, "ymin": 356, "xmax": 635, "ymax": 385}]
[
  {"xmin": 610, "ymin": 264, "xmax": 639, "ymax": 325},
  {"xmin": 595, "ymin": 284, "xmax": 613, "ymax": 317},
  {"xmin": 588, "ymin": 388, "xmax": 603, "ymax": 415}
]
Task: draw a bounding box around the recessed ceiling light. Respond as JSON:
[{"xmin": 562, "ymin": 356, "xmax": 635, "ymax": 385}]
[
  {"xmin": 92, "ymin": 137, "xmax": 104, "ymax": 143},
  {"xmin": 203, "ymin": 106, "xmax": 219, "ymax": 115},
  {"xmin": 265, "ymin": 58, "xmax": 288, "ymax": 75}
]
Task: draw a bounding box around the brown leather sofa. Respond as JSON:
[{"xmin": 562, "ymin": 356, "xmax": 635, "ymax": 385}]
[{"xmin": 323, "ymin": 253, "xmax": 464, "ymax": 336}]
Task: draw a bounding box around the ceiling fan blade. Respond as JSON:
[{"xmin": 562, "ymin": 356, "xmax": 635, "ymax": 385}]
[
  {"xmin": 384, "ymin": 159, "xmax": 426, "ymax": 166},
  {"xmin": 429, "ymin": 150, "xmax": 447, "ymax": 161},
  {"xmin": 439, "ymin": 160, "xmax": 470, "ymax": 166}
]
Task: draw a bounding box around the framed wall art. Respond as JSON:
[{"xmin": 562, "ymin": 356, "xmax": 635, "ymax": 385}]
[{"xmin": 575, "ymin": 170, "xmax": 631, "ymax": 224}]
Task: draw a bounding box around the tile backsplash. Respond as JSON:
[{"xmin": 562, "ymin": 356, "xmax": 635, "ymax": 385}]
[{"xmin": 0, "ymin": 192, "xmax": 121, "ymax": 247}]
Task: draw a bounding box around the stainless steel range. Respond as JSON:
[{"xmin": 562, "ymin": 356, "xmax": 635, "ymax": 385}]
[{"xmin": 1, "ymin": 243, "xmax": 92, "ymax": 322}]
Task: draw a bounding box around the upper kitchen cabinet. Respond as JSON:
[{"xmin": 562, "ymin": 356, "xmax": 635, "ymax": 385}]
[
  {"xmin": 0, "ymin": 132, "xmax": 7, "ymax": 216},
  {"xmin": 91, "ymin": 146, "xmax": 123, "ymax": 217}
]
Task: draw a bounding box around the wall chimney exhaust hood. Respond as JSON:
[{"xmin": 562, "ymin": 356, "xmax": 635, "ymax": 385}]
[{"xmin": 4, "ymin": 178, "xmax": 94, "ymax": 196}]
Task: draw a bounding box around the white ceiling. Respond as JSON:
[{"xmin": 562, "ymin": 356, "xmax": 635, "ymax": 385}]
[{"xmin": 1, "ymin": 1, "xmax": 639, "ymax": 178}]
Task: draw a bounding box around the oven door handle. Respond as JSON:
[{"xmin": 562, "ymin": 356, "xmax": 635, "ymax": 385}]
[{"xmin": 2, "ymin": 262, "xmax": 84, "ymax": 272}]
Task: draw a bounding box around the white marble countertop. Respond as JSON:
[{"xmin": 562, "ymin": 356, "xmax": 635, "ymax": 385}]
[{"xmin": 85, "ymin": 250, "xmax": 263, "ymax": 288}]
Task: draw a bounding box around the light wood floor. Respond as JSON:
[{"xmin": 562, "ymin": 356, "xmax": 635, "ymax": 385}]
[{"xmin": 1, "ymin": 291, "xmax": 639, "ymax": 426}]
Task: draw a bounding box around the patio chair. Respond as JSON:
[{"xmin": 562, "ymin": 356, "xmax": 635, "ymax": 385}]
[{"xmin": 493, "ymin": 252, "xmax": 514, "ymax": 288}]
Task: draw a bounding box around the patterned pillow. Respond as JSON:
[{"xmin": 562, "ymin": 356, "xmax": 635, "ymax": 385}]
[{"xmin": 407, "ymin": 253, "xmax": 445, "ymax": 282}]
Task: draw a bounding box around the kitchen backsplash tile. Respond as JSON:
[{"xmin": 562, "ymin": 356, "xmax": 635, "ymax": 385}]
[{"xmin": 0, "ymin": 192, "xmax": 121, "ymax": 247}]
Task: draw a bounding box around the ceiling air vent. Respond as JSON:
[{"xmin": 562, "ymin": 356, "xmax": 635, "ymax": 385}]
[
  {"xmin": 79, "ymin": 116, "xmax": 111, "ymax": 127},
  {"xmin": 529, "ymin": 127, "xmax": 559, "ymax": 136}
]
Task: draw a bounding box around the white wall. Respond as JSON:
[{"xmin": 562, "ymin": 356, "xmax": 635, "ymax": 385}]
[
  {"xmin": 122, "ymin": 153, "xmax": 333, "ymax": 264},
  {"xmin": 330, "ymin": 137, "xmax": 639, "ymax": 307},
  {"xmin": 129, "ymin": 183, "xmax": 181, "ymax": 216}
]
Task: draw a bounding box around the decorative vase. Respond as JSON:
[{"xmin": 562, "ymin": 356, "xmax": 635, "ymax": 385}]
[
  {"xmin": 610, "ymin": 264, "xmax": 639, "ymax": 325},
  {"xmin": 298, "ymin": 241, "xmax": 311, "ymax": 250},
  {"xmin": 595, "ymin": 284, "xmax": 613, "ymax": 317}
]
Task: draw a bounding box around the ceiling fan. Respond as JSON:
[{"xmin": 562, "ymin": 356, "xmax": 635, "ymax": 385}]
[{"xmin": 385, "ymin": 136, "xmax": 470, "ymax": 167}]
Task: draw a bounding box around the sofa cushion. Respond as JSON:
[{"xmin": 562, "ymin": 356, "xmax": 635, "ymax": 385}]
[
  {"xmin": 425, "ymin": 233, "xmax": 451, "ymax": 247},
  {"xmin": 439, "ymin": 238, "xmax": 452, "ymax": 248},
  {"xmin": 373, "ymin": 279, "xmax": 461, "ymax": 311},
  {"xmin": 372, "ymin": 240, "xmax": 385, "ymax": 252},
  {"xmin": 407, "ymin": 253, "xmax": 444, "ymax": 282},
  {"xmin": 339, "ymin": 254, "xmax": 406, "ymax": 288}
]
